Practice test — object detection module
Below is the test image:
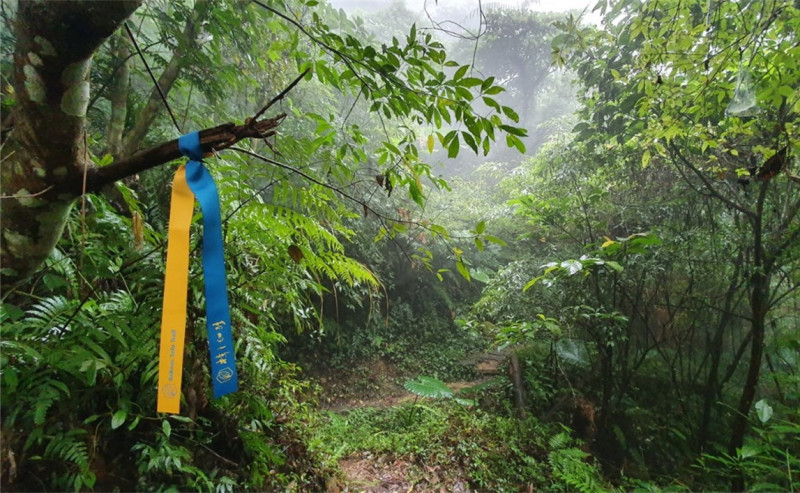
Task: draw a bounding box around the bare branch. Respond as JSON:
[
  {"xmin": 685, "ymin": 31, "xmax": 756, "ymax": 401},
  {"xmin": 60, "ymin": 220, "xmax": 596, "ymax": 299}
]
[
  {"xmin": 668, "ymin": 142, "xmax": 755, "ymax": 219},
  {"xmin": 251, "ymin": 68, "xmax": 310, "ymax": 122},
  {"xmin": 77, "ymin": 114, "xmax": 285, "ymax": 195}
]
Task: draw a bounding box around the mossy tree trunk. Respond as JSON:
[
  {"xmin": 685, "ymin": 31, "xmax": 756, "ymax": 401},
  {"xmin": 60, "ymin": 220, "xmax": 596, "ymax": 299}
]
[
  {"xmin": 1, "ymin": 1, "xmax": 142, "ymax": 286},
  {"xmin": 0, "ymin": 1, "xmax": 287, "ymax": 289}
]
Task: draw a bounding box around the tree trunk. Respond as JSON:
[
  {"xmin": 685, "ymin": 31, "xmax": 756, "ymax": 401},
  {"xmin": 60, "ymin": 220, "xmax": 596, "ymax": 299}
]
[
  {"xmin": 122, "ymin": 7, "xmax": 199, "ymax": 156},
  {"xmin": 698, "ymin": 255, "xmax": 743, "ymax": 452},
  {"xmin": 106, "ymin": 31, "xmax": 132, "ymax": 160},
  {"xmin": 728, "ymin": 272, "xmax": 768, "ymax": 491},
  {"xmin": 729, "ymin": 184, "xmax": 771, "ymax": 492},
  {"xmin": 599, "ymin": 343, "xmax": 613, "ymax": 430},
  {"xmin": 509, "ymin": 352, "xmax": 527, "ymax": 419},
  {"xmin": 1, "ymin": 0, "xmax": 142, "ymax": 286},
  {"xmin": 0, "ymin": 1, "xmax": 287, "ymax": 289}
]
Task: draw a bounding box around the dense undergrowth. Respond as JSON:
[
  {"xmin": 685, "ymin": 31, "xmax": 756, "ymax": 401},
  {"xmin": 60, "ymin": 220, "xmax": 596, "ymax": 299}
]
[
  {"xmin": 3, "ymin": 0, "xmax": 800, "ymax": 491},
  {"xmin": 0, "ymin": 185, "xmax": 351, "ymax": 491},
  {"xmin": 310, "ymin": 399, "xmax": 609, "ymax": 492}
]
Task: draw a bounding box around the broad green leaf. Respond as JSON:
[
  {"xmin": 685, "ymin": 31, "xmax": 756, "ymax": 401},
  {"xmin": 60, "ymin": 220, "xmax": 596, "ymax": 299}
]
[
  {"xmin": 738, "ymin": 444, "xmax": 761, "ymax": 459},
  {"xmin": 447, "ymin": 135, "xmax": 460, "ymax": 158},
  {"xmin": 429, "ymin": 224, "xmax": 450, "ymax": 239},
  {"xmin": 483, "ymin": 96, "xmax": 501, "ymax": 111},
  {"xmin": 404, "ymin": 376, "xmax": 453, "ymax": 399},
  {"xmin": 500, "ymin": 124, "xmax": 527, "ymax": 137},
  {"xmin": 375, "ymin": 226, "xmax": 388, "ymax": 243},
  {"xmin": 408, "ymin": 179, "xmax": 424, "ymax": 207},
  {"xmin": 523, "ymin": 276, "xmax": 544, "ymax": 292},
  {"xmin": 456, "ymin": 260, "xmax": 471, "ymax": 281},
  {"xmin": 755, "ymin": 399, "xmax": 773, "ymax": 424},
  {"xmin": 472, "ymin": 270, "xmax": 490, "ymax": 283},
  {"xmin": 641, "ymin": 149, "xmax": 651, "ymax": 167},
  {"xmin": 484, "ymin": 235, "xmax": 507, "ymax": 246},
  {"xmin": 506, "ymin": 134, "xmax": 526, "ymax": 153},
  {"xmin": 111, "ymin": 409, "xmax": 127, "ymax": 430},
  {"xmin": 462, "ymin": 77, "xmax": 484, "ymax": 88},
  {"xmin": 501, "ymin": 105, "xmax": 519, "ymax": 123},
  {"xmin": 462, "ymin": 131, "xmax": 478, "ymax": 153}
]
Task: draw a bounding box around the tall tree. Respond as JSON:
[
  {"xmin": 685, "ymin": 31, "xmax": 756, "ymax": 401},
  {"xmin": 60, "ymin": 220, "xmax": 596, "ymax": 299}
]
[
  {"xmin": 0, "ymin": 0, "xmax": 526, "ymax": 288},
  {"xmin": 1, "ymin": 1, "xmax": 530, "ymax": 490},
  {"xmin": 557, "ymin": 0, "xmax": 800, "ymax": 488}
]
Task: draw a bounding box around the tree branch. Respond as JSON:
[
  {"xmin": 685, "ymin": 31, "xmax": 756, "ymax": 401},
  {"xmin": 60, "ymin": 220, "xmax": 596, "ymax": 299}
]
[
  {"xmin": 251, "ymin": 68, "xmax": 310, "ymax": 122},
  {"xmin": 75, "ymin": 114, "xmax": 285, "ymax": 195},
  {"xmin": 668, "ymin": 142, "xmax": 755, "ymax": 219}
]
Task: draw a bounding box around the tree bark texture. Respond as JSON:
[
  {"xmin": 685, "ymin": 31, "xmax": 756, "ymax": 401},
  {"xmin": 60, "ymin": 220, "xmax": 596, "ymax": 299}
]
[
  {"xmin": 509, "ymin": 352, "xmax": 527, "ymax": 419},
  {"xmin": 106, "ymin": 31, "xmax": 132, "ymax": 160},
  {"xmin": 0, "ymin": 1, "xmax": 286, "ymax": 288},
  {"xmin": 1, "ymin": 0, "xmax": 142, "ymax": 287}
]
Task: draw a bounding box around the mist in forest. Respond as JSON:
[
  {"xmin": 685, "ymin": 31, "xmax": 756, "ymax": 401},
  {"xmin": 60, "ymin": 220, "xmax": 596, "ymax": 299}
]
[
  {"xmin": 3, "ymin": 1, "xmax": 798, "ymax": 492},
  {"xmin": 329, "ymin": 0, "xmax": 589, "ymax": 177}
]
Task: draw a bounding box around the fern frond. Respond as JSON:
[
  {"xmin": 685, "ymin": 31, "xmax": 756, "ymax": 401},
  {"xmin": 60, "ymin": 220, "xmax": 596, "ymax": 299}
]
[
  {"xmin": 24, "ymin": 295, "xmax": 79, "ymax": 339},
  {"xmin": 548, "ymin": 446, "xmax": 606, "ymax": 493},
  {"xmin": 32, "ymin": 380, "xmax": 69, "ymax": 426},
  {"xmin": 44, "ymin": 429, "xmax": 95, "ymax": 491},
  {"xmin": 549, "ymin": 431, "xmax": 572, "ymax": 450}
]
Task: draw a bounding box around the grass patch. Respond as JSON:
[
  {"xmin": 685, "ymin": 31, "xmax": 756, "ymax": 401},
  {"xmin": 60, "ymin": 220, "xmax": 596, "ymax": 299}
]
[{"xmin": 309, "ymin": 400, "xmax": 609, "ymax": 492}]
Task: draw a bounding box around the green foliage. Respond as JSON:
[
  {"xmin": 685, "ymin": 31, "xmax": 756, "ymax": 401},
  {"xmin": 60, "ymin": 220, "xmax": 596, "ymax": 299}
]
[
  {"xmin": 403, "ymin": 376, "xmax": 454, "ymax": 399},
  {"xmin": 5, "ymin": 0, "xmax": 799, "ymax": 490},
  {"xmin": 694, "ymin": 402, "xmax": 800, "ymax": 491},
  {"xmin": 493, "ymin": 314, "xmax": 562, "ymax": 350},
  {"xmin": 0, "ymin": 187, "xmax": 338, "ymax": 491},
  {"xmin": 311, "ymin": 402, "xmax": 609, "ymax": 492},
  {"xmin": 547, "ymin": 431, "xmax": 608, "ymax": 493}
]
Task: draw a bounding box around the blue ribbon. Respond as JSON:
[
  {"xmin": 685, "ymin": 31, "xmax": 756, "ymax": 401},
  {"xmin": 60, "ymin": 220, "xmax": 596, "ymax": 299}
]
[{"xmin": 178, "ymin": 131, "xmax": 239, "ymax": 398}]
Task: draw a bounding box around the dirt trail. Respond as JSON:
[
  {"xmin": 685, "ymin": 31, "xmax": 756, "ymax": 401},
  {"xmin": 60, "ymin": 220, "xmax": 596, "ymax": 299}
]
[
  {"xmin": 327, "ymin": 380, "xmax": 486, "ymax": 491},
  {"xmin": 322, "ymin": 380, "xmax": 486, "ymax": 413},
  {"xmin": 318, "ymin": 352, "xmax": 506, "ymax": 413},
  {"xmin": 317, "ymin": 356, "xmax": 509, "ymax": 492},
  {"xmin": 332, "ymin": 453, "xmax": 470, "ymax": 492}
]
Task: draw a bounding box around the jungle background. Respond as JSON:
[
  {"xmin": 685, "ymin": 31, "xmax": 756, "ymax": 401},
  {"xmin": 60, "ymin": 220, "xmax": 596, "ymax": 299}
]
[{"xmin": 1, "ymin": 0, "xmax": 798, "ymax": 491}]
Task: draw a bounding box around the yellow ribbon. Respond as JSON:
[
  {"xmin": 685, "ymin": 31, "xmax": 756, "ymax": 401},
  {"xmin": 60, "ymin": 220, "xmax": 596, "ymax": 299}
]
[{"xmin": 157, "ymin": 165, "xmax": 194, "ymax": 414}]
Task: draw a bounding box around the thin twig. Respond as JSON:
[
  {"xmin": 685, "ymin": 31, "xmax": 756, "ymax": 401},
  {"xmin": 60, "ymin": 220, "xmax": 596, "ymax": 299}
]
[
  {"xmin": 251, "ymin": 68, "xmax": 310, "ymax": 122},
  {"xmin": 669, "ymin": 143, "xmax": 755, "ymax": 218},
  {"xmin": 0, "ymin": 186, "xmax": 53, "ymax": 199}
]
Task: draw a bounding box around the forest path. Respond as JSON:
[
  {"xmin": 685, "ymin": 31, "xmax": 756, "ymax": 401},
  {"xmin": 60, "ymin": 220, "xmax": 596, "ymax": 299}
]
[
  {"xmin": 316, "ymin": 352, "xmax": 507, "ymax": 413},
  {"xmin": 321, "ymin": 379, "xmax": 485, "ymax": 413},
  {"xmin": 316, "ymin": 356, "xmax": 507, "ymax": 492},
  {"xmin": 323, "ymin": 377, "xmax": 485, "ymax": 493}
]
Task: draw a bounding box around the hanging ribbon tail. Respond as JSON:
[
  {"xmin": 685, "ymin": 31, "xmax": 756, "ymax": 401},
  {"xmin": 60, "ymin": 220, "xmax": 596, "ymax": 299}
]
[
  {"xmin": 179, "ymin": 132, "xmax": 239, "ymax": 398},
  {"xmin": 157, "ymin": 165, "xmax": 194, "ymax": 414}
]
